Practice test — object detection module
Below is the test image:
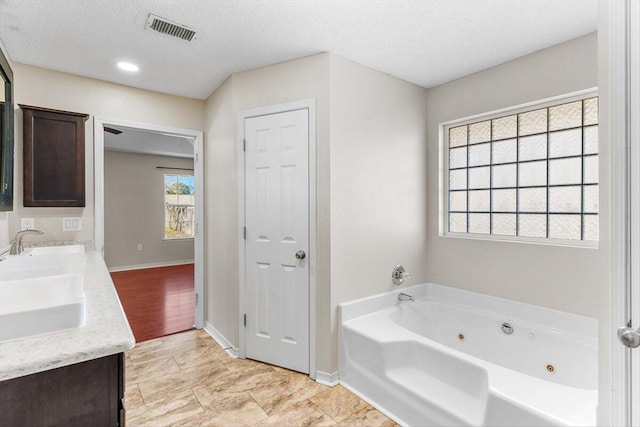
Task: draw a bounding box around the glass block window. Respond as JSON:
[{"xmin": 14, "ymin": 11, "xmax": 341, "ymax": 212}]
[{"xmin": 445, "ymin": 95, "xmax": 598, "ymax": 243}]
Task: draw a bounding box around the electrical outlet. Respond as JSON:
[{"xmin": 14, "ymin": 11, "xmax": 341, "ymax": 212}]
[
  {"xmin": 21, "ymin": 218, "xmax": 35, "ymax": 230},
  {"xmin": 137, "ymin": 244, "xmax": 143, "ymax": 251},
  {"xmin": 62, "ymin": 217, "xmax": 82, "ymax": 232}
]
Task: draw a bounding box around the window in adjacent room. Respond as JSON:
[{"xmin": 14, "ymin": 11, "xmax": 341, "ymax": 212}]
[
  {"xmin": 164, "ymin": 173, "xmax": 195, "ymax": 239},
  {"xmin": 442, "ymin": 92, "xmax": 598, "ymax": 245}
]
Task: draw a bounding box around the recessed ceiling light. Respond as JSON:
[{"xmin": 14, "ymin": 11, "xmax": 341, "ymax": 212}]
[{"xmin": 117, "ymin": 61, "xmax": 139, "ymax": 72}]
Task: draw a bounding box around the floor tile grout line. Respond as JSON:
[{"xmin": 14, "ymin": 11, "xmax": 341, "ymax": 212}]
[
  {"xmin": 247, "ymin": 389, "xmax": 270, "ymax": 416},
  {"xmin": 307, "ymin": 398, "xmax": 343, "ymax": 425},
  {"xmin": 134, "ymin": 383, "xmax": 148, "ymax": 407},
  {"xmin": 189, "ymin": 386, "xmax": 208, "ymax": 414},
  {"xmin": 172, "ymin": 355, "xmax": 182, "ymax": 371},
  {"xmin": 129, "ymin": 339, "xmax": 218, "ymax": 369},
  {"xmin": 310, "ymin": 386, "xmax": 370, "ymax": 425},
  {"xmin": 246, "ymin": 391, "xmax": 271, "ymax": 421}
]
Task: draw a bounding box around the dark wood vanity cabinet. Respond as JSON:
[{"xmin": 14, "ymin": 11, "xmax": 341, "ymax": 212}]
[
  {"xmin": 20, "ymin": 105, "xmax": 89, "ymax": 207},
  {"xmin": 0, "ymin": 353, "xmax": 125, "ymax": 427}
]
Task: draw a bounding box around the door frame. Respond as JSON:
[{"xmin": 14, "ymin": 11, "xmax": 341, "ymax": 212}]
[
  {"xmin": 610, "ymin": 0, "xmax": 639, "ymax": 425},
  {"xmin": 237, "ymin": 99, "xmax": 317, "ymax": 379},
  {"xmin": 93, "ymin": 116, "xmax": 205, "ymax": 329}
]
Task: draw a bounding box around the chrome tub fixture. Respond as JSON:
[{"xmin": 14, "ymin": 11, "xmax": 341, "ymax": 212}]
[{"xmin": 391, "ymin": 265, "xmax": 411, "ymax": 285}]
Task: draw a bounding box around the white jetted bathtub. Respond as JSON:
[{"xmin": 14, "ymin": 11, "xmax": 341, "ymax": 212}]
[{"xmin": 339, "ymin": 283, "xmax": 598, "ymax": 426}]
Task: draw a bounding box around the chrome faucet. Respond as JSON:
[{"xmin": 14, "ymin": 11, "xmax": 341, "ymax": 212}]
[
  {"xmin": 9, "ymin": 229, "xmax": 45, "ymax": 255},
  {"xmin": 398, "ymin": 292, "xmax": 415, "ymax": 302},
  {"xmin": 391, "ymin": 265, "xmax": 411, "ymax": 285}
]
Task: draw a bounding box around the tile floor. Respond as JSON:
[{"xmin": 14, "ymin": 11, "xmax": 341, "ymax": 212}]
[{"xmin": 125, "ymin": 329, "xmax": 397, "ymax": 426}]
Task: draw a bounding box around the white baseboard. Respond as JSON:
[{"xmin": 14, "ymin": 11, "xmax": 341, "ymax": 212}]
[
  {"xmin": 204, "ymin": 321, "xmax": 239, "ymax": 358},
  {"xmin": 108, "ymin": 259, "xmax": 194, "ymax": 272},
  {"xmin": 203, "ymin": 321, "xmax": 333, "ymax": 383},
  {"xmin": 315, "ymin": 370, "xmax": 339, "ymax": 387}
]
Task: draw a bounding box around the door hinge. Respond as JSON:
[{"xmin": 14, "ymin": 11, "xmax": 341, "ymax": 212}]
[
  {"xmin": 195, "ymin": 152, "xmax": 198, "ymax": 163},
  {"xmin": 195, "ymin": 293, "xmax": 199, "ymax": 305},
  {"xmin": 243, "ymin": 139, "xmax": 246, "ymax": 151},
  {"xmin": 243, "ymin": 226, "xmax": 246, "ymax": 240},
  {"xmin": 243, "ymin": 313, "xmax": 247, "ymax": 327}
]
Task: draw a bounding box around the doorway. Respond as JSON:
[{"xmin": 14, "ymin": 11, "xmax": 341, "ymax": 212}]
[
  {"xmin": 94, "ymin": 117, "xmax": 205, "ymax": 330},
  {"xmin": 238, "ymin": 100, "xmax": 317, "ymax": 377}
]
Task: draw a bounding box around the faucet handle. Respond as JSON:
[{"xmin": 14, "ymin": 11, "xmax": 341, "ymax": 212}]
[{"xmin": 392, "ymin": 265, "xmax": 410, "ymax": 285}]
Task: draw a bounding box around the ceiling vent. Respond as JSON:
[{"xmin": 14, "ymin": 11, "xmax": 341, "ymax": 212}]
[{"xmin": 145, "ymin": 14, "xmax": 196, "ymax": 42}]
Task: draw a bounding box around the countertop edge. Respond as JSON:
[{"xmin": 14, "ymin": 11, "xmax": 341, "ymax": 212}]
[{"xmin": 0, "ymin": 251, "xmax": 136, "ymax": 382}]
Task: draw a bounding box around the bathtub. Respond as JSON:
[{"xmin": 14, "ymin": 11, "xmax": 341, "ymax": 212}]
[{"xmin": 338, "ymin": 283, "xmax": 598, "ymax": 426}]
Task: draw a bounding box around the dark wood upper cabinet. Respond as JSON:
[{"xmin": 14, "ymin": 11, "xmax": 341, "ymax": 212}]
[{"xmin": 21, "ymin": 105, "xmax": 89, "ymax": 207}]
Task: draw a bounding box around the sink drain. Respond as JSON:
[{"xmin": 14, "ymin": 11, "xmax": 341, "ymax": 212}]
[
  {"xmin": 458, "ymin": 333, "xmax": 465, "ymax": 341},
  {"xmin": 545, "ymin": 364, "xmax": 556, "ymax": 374}
]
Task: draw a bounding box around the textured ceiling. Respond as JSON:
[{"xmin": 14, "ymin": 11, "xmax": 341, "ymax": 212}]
[{"xmin": 0, "ymin": 0, "xmax": 597, "ymax": 100}]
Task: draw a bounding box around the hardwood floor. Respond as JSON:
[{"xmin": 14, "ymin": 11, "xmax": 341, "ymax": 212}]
[{"xmin": 111, "ymin": 264, "xmax": 195, "ymax": 342}]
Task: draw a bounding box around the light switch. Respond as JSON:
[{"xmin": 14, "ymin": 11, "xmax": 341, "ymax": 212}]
[{"xmin": 62, "ymin": 217, "xmax": 82, "ymax": 231}]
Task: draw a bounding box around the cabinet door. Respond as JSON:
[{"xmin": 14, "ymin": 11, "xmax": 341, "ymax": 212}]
[
  {"xmin": 22, "ymin": 106, "xmax": 88, "ymax": 207},
  {"xmin": 0, "ymin": 353, "xmax": 123, "ymax": 427}
]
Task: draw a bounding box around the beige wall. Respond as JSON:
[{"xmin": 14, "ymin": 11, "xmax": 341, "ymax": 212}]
[
  {"xmin": 203, "ymin": 53, "xmax": 429, "ymax": 374},
  {"xmin": 104, "ymin": 151, "xmax": 194, "ymax": 269},
  {"xmin": 328, "ymin": 55, "xmax": 428, "ymax": 371},
  {"xmin": 425, "ymin": 32, "xmax": 604, "ymax": 316},
  {"xmin": 8, "ymin": 63, "xmax": 205, "ymax": 246},
  {"xmin": 204, "ymin": 53, "xmax": 333, "ymax": 370},
  {"xmin": 204, "ymin": 75, "xmax": 238, "ymax": 347}
]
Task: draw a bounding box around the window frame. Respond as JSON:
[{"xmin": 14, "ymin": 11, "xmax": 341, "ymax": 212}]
[
  {"xmin": 163, "ymin": 172, "xmax": 195, "ymax": 241},
  {"xmin": 439, "ymin": 88, "xmax": 599, "ymax": 248}
]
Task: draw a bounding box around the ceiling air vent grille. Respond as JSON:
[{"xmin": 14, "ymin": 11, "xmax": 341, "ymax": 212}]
[{"xmin": 145, "ymin": 14, "xmax": 196, "ymax": 42}]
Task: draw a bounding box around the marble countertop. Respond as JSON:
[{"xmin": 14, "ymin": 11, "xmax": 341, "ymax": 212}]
[{"xmin": 0, "ymin": 251, "xmax": 135, "ymax": 381}]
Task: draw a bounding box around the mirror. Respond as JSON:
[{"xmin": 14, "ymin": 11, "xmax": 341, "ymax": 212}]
[{"xmin": 0, "ymin": 46, "xmax": 14, "ymax": 211}]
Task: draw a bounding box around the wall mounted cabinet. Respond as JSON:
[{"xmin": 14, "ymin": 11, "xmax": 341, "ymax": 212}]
[{"xmin": 20, "ymin": 105, "xmax": 89, "ymax": 207}]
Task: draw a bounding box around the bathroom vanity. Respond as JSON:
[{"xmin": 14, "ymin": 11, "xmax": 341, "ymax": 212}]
[
  {"xmin": 0, "ymin": 353, "xmax": 124, "ymax": 426},
  {"xmin": 0, "ymin": 247, "xmax": 135, "ymax": 426}
]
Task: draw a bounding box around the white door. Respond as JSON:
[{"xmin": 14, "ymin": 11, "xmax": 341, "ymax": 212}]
[
  {"xmin": 613, "ymin": 1, "xmax": 640, "ymax": 424},
  {"xmin": 630, "ymin": 1, "xmax": 640, "ymax": 422},
  {"xmin": 244, "ymin": 109, "xmax": 310, "ymax": 373}
]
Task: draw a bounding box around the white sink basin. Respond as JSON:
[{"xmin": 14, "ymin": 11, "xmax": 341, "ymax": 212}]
[
  {"xmin": 1, "ymin": 250, "xmax": 85, "ymax": 277},
  {"xmin": 27, "ymin": 244, "xmax": 85, "ymax": 255},
  {"xmin": 0, "ymin": 273, "xmax": 85, "ymax": 342}
]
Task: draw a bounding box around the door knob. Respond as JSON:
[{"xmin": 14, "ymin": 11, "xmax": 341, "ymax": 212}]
[
  {"xmin": 617, "ymin": 325, "xmax": 640, "ymax": 349},
  {"xmin": 295, "ymin": 250, "xmax": 306, "ymax": 260}
]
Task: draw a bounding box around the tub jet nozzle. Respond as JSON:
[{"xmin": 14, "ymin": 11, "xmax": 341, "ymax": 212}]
[{"xmin": 501, "ymin": 322, "xmax": 514, "ymax": 335}]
